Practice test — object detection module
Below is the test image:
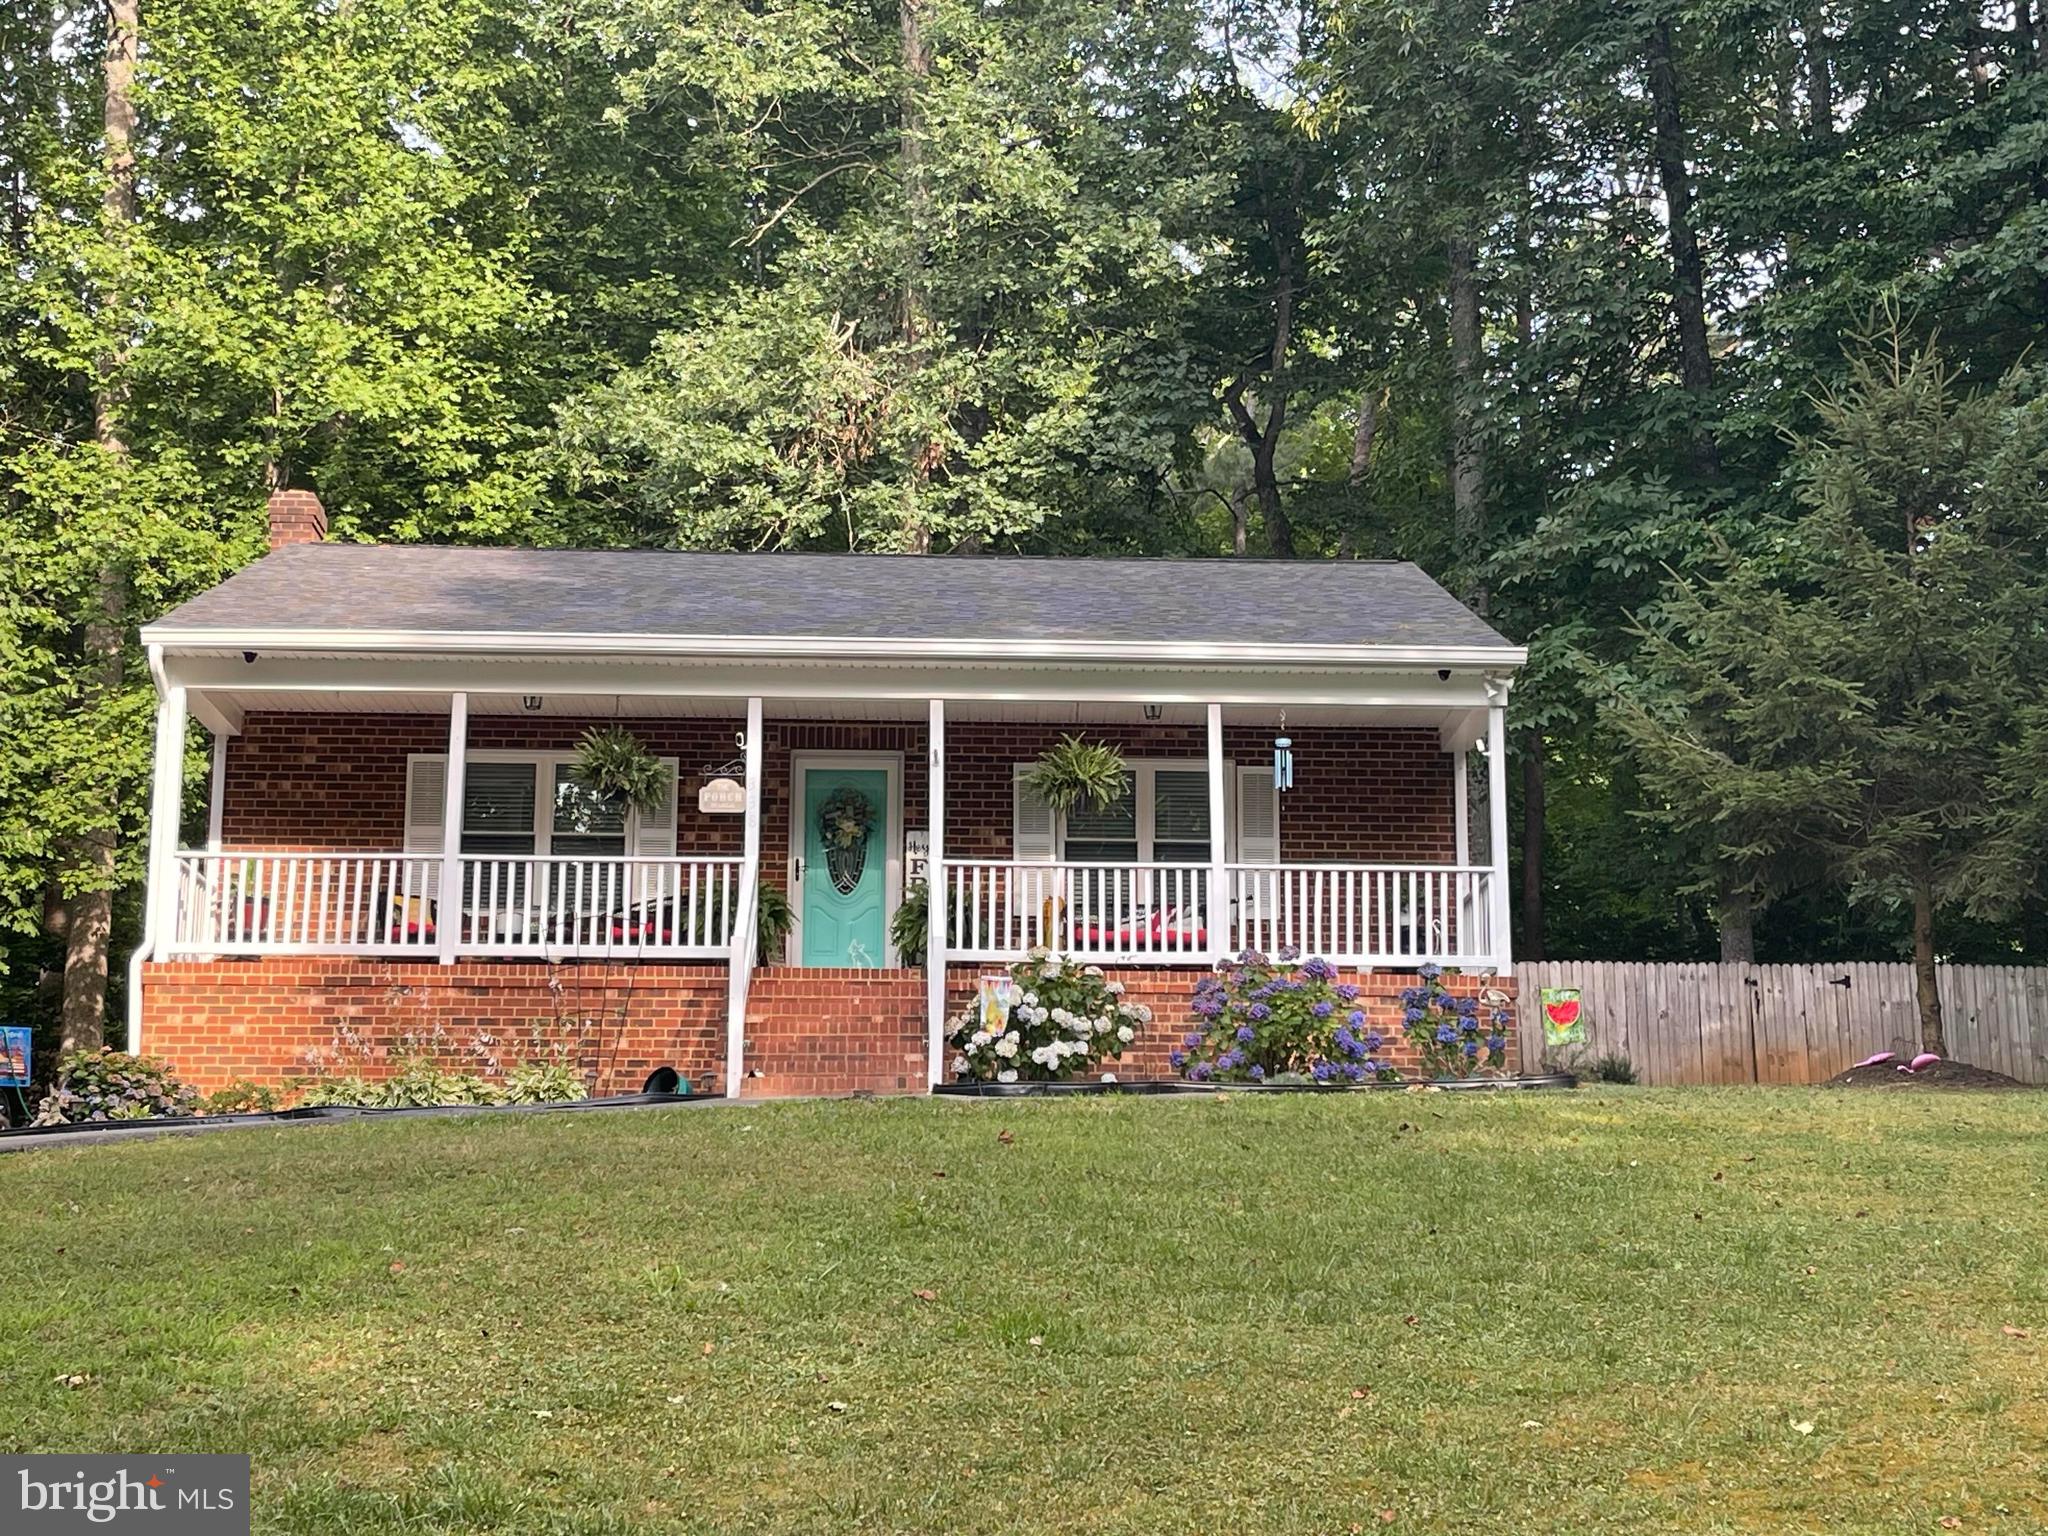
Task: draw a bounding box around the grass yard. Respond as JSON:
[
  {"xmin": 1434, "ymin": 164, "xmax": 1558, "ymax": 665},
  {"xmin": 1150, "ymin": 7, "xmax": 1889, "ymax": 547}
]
[{"xmin": 4, "ymin": 1090, "xmax": 2046, "ymax": 1534}]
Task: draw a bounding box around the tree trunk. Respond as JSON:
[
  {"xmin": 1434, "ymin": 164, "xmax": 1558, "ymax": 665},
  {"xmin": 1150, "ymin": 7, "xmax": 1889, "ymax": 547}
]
[
  {"xmin": 62, "ymin": 0, "xmax": 142, "ymax": 1052},
  {"xmin": 1717, "ymin": 878, "xmax": 1754, "ymax": 963},
  {"xmin": 897, "ymin": 0, "xmax": 932, "ymax": 551},
  {"xmin": 1230, "ymin": 485, "xmax": 1249, "ymax": 556},
  {"xmin": 1336, "ymin": 386, "xmax": 1383, "ymax": 559},
  {"xmin": 1803, "ymin": 8, "xmax": 1832, "ymax": 133},
  {"xmin": 1520, "ymin": 727, "xmax": 1545, "ymax": 960},
  {"xmin": 1910, "ymin": 876, "xmax": 1948, "ymax": 1056},
  {"xmin": 1645, "ymin": 13, "xmax": 1720, "ymax": 480},
  {"xmin": 1447, "ymin": 234, "xmax": 1486, "ymax": 611}
]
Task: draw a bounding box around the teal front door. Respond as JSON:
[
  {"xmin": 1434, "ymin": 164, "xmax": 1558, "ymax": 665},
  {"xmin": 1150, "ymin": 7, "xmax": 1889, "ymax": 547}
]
[{"xmin": 798, "ymin": 766, "xmax": 891, "ymax": 966}]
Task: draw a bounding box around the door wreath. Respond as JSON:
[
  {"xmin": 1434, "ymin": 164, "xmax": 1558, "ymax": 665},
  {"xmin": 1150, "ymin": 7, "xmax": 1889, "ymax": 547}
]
[{"xmin": 818, "ymin": 785, "xmax": 877, "ymax": 895}]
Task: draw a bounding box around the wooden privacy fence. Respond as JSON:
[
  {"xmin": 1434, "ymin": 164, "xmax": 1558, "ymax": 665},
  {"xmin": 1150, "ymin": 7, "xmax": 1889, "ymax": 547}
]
[{"xmin": 1511, "ymin": 961, "xmax": 2048, "ymax": 1085}]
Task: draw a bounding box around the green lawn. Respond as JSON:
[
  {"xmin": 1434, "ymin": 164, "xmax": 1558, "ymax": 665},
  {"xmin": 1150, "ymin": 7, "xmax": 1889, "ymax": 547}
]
[{"xmin": 4, "ymin": 1090, "xmax": 2045, "ymax": 1534}]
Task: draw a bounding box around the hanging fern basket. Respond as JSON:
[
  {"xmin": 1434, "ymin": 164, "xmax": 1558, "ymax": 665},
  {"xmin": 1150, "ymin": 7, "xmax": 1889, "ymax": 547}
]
[
  {"xmin": 571, "ymin": 726, "xmax": 669, "ymax": 816},
  {"xmin": 1024, "ymin": 735, "xmax": 1131, "ymax": 815}
]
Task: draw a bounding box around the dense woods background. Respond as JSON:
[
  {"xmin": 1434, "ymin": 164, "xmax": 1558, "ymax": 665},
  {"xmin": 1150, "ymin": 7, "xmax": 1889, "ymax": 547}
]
[{"xmin": 3, "ymin": 0, "xmax": 2046, "ymax": 1046}]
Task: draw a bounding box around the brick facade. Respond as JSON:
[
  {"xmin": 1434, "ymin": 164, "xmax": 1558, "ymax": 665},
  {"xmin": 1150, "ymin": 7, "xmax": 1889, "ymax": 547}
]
[
  {"xmin": 141, "ymin": 958, "xmax": 1514, "ymax": 1099},
  {"xmin": 219, "ymin": 711, "xmax": 1455, "ymax": 866},
  {"xmin": 159, "ymin": 710, "xmax": 1480, "ymax": 1099},
  {"xmin": 143, "ymin": 959, "xmax": 730, "ymax": 1096}
]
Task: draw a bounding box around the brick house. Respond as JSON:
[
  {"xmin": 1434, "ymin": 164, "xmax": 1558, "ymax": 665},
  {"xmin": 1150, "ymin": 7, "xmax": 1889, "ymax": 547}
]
[{"xmin": 129, "ymin": 492, "xmax": 1526, "ymax": 1097}]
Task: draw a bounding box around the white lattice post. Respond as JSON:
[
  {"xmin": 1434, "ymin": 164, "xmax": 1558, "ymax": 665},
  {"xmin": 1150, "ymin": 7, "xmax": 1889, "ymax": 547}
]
[
  {"xmin": 437, "ymin": 692, "xmax": 468, "ymax": 964},
  {"xmin": 1486, "ymin": 699, "xmax": 1512, "ymax": 971},
  {"xmin": 926, "ymin": 697, "xmax": 947, "ymax": 1086},
  {"xmin": 1206, "ymin": 703, "xmax": 1227, "ymax": 962}
]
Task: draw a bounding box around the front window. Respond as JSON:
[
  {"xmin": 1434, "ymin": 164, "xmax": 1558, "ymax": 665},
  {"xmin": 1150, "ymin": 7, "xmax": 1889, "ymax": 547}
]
[
  {"xmin": 462, "ymin": 761, "xmax": 538, "ymax": 855},
  {"xmin": 1052, "ymin": 763, "xmax": 1212, "ymax": 864},
  {"xmin": 550, "ymin": 764, "xmax": 626, "ymax": 857}
]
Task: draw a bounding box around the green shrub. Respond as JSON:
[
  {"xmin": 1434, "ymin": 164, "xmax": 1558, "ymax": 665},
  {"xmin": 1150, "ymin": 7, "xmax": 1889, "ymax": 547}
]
[
  {"xmin": 203, "ymin": 1079, "xmax": 278, "ymax": 1115},
  {"xmin": 503, "ymin": 1058, "xmax": 587, "ymax": 1103},
  {"xmin": 1591, "ymin": 1052, "xmax": 1638, "ymax": 1085},
  {"xmin": 33, "ymin": 1050, "xmax": 199, "ymax": 1125},
  {"xmin": 890, "ymin": 879, "xmax": 928, "ymax": 966}
]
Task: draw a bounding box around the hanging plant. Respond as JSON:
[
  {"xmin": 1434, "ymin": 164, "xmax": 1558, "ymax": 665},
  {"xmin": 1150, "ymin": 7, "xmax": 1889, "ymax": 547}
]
[
  {"xmin": 817, "ymin": 785, "xmax": 876, "ymax": 894},
  {"xmin": 1024, "ymin": 735, "xmax": 1130, "ymax": 815},
  {"xmin": 571, "ymin": 725, "xmax": 669, "ymax": 816}
]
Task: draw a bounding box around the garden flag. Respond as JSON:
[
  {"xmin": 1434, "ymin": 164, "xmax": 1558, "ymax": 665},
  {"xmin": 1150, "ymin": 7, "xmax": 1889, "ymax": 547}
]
[
  {"xmin": 1541, "ymin": 989, "xmax": 1584, "ymax": 1048},
  {"xmin": 0, "ymin": 1026, "xmax": 28, "ymax": 1087}
]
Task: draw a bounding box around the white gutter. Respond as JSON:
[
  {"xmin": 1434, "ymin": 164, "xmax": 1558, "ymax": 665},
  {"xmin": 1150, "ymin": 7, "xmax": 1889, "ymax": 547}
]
[{"xmin": 135, "ymin": 625, "xmax": 1527, "ymax": 669}]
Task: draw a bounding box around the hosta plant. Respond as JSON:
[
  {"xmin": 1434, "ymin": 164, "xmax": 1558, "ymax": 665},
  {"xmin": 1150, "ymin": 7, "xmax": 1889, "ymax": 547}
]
[
  {"xmin": 1400, "ymin": 964, "xmax": 1510, "ymax": 1078},
  {"xmin": 1179, "ymin": 950, "xmax": 1399, "ymax": 1085},
  {"xmin": 948, "ymin": 949, "xmax": 1151, "ymax": 1082},
  {"xmin": 33, "ymin": 1050, "xmax": 200, "ymax": 1125}
]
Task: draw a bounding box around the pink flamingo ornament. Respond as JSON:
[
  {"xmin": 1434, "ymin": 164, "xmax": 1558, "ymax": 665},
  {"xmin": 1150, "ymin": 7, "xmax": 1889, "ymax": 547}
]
[{"xmin": 1855, "ymin": 1051, "xmax": 1896, "ymax": 1068}]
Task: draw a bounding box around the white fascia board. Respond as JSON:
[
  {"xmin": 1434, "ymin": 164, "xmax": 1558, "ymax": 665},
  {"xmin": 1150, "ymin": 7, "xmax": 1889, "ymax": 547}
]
[
  {"xmin": 157, "ymin": 652, "xmax": 1511, "ymax": 711},
  {"xmin": 137, "ymin": 624, "xmax": 1526, "ymax": 671}
]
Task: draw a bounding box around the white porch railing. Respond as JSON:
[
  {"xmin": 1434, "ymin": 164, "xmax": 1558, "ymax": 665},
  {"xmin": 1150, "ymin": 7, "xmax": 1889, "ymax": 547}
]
[
  {"xmin": 943, "ymin": 861, "xmax": 1214, "ymax": 963},
  {"xmin": 1230, "ymin": 863, "xmax": 1496, "ymax": 967},
  {"xmin": 168, "ymin": 851, "xmax": 743, "ymax": 959},
  {"xmin": 168, "ymin": 851, "xmax": 443, "ymax": 956},
  {"xmin": 940, "ymin": 859, "xmax": 1499, "ymax": 968},
  {"xmin": 454, "ymin": 856, "xmax": 741, "ymax": 957}
]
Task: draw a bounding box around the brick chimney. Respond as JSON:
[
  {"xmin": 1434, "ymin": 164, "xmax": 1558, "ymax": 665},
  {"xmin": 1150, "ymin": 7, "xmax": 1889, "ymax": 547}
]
[{"xmin": 266, "ymin": 488, "xmax": 327, "ymax": 550}]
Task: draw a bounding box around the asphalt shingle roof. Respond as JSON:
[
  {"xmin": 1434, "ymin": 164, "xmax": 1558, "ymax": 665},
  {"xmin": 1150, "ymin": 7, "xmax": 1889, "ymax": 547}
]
[{"xmin": 145, "ymin": 545, "xmax": 1518, "ymax": 655}]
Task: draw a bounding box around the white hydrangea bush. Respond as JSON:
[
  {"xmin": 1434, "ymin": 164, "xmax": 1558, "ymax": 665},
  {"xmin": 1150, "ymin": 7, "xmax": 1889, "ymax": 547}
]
[{"xmin": 947, "ymin": 949, "xmax": 1152, "ymax": 1083}]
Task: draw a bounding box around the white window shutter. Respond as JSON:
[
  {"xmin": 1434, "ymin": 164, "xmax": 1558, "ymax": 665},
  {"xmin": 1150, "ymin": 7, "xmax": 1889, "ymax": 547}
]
[
  {"xmin": 405, "ymin": 754, "xmax": 448, "ymax": 901},
  {"xmin": 1235, "ymin": 765, "xmax": 1279, "ymax": 863},
  {"xmin": 1012, "ymin": 763, "xmax": 1056, "ymax": 862},
  {"xmin": 631, "ymin": 758, "xmax": 680, "ymax": 857}
]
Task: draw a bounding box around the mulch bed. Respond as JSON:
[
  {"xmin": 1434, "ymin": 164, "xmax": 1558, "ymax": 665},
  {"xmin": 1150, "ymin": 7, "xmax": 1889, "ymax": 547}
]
[{"xmin": 1825, "ymin": 1059, "xmax": 2034, "ymax": 1091}]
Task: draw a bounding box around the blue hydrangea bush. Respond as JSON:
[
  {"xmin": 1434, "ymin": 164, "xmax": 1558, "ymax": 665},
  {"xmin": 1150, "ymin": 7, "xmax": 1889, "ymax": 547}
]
[
  {"xmin": 1178, "ymin": 950, "xmax": 1400, "ymax": 1085},
  {"xmin": 1401, "ymin": 964, "xmax": 1510, "ymax": 1078},
  {"xmin": 948, "ymin": 949, "xmax": 1152, "ymax": 1083},
  {"xmin": 32, "ymin": 1050, "xmax": 200, "ymax": 1125}
]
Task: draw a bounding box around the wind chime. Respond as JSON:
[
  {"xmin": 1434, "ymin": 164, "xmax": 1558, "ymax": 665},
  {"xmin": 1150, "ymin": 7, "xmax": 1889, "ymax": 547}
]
[{"xmin": 1273, "ymin": 710, "xmax": 1294, "ymax": 792}]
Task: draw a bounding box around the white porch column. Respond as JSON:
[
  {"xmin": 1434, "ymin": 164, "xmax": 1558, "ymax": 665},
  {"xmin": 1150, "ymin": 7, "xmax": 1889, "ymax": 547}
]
[
  {"xmin": 1453, "ymin": 748, "xmax": 1469, "ymax": 867},
  {"xmin": 206, "ymin": 731, "xmax": 229, "ymax": 852},
  {"xmin": 926, "ymin": 697, "xmax": 947, "ymax": 1086},
  {"xmin": 725, "ymin": 696, "xmax": 764, "ymax": 1099},
  {"xmin": 1206, "ymin": 703, "xmax": 1227, "ymax": 961},
  {"xmin": 1485, "ymin": 702, "xmax": 1512, "ymax": 970},
  {"xmin": 437, "ymin": 692, "xmax": 468, "ymax": 964},
  {"xmin": 134, "ymin": 682, "xmax": 189, "ymax": 1051}
]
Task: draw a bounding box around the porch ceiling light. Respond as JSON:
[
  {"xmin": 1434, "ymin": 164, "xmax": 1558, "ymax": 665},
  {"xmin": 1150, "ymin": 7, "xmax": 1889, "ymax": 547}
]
[
  {"xmin": 521, "ymin": 695, "xmax": 544, "ymax": 712},
  {"xmin": 1142, "ymin": 703, "xmax": 1164, "ymax": 721}
]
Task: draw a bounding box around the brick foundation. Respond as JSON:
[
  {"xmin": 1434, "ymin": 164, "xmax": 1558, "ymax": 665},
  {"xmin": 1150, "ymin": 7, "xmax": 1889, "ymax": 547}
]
[
  {"xmin": 142, "ymin": 959, "xmax": 1514, "ymax": 1100},
  {"xmin": 142, "ymin": 959, "xmax": 729, "ymax": 1097}
]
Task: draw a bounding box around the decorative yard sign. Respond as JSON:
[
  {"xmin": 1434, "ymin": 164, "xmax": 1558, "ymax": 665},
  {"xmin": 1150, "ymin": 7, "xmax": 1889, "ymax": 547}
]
[
  {"xmin": 697, "ymin": 776, "xmax": 746, "ymax": 814},
  {"xmin": 904, "ymin": 830, "xmax": 929, "ymax": 882},
  {"xmin": 975, "ymin": 974, "xmax": 1019, "ymax": 1034},
  {"xmin": 1541, "ymin": 988, "xmax": 1585, "ymax": 1048},
  {"xmin": 0, "ymin": 1026, "xmax": 27, "ymax": 1087}
]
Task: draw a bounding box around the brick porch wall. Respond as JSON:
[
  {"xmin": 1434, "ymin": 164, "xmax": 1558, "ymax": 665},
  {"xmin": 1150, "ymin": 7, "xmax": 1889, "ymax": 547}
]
[
  {"xmin": 217, "ymin": 712, "xmax": 1457, "ymax": 867},
  {"xmin": 141, "ymin": 958, "xmax": 1512, "ymax": 1100},
  {"xmin": 142, "ymin": 959, "xmax": 729, "ymax": 1097}
]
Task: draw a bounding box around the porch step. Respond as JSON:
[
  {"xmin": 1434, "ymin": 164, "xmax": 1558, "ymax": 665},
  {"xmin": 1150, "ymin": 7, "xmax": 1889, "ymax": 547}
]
[{"xmin": 738, "ymin": 968, "xmax": 927, "ymax": 1098}]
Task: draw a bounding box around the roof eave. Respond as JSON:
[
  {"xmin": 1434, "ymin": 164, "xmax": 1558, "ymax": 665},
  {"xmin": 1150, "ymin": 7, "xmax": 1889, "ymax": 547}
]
[{"xmin": 135, "ymin": 625, "xmax": 1527, "ymax": 670}]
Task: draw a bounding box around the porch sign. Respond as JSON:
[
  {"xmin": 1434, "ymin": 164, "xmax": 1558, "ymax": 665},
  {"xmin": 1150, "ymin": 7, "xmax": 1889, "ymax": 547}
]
[
  {"xmin": 1541, "ymin": 987, "xmax": 1585, "ymax": 1048},
  {"xmin": 698, "ymin": 776, "xmax": 746, "ymax": 814}
]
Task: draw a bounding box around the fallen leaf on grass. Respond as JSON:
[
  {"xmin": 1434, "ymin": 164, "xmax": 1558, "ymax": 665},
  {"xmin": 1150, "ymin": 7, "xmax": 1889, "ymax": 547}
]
[
  {"xmin": 701, "ymin": 1342, "xmax": 715, "ymax": 1356},
  {"xmin": 1027, "ymin": 1335, "xmax": 1044, "ymax": 1348},
  {"xmin": 1791, "ymin": 1421, "xmax": 1814, "ymax": 1436},
  {"xmin": 666, "ymin": 1395, "xmax": 686, "ymax": 1405},
  {"xmin": 2001, "ymin": 1325, "xmax": 2029, "ymax": 1339},
  {"xmin": 997, "ymin": 1130, "xmax": 1015, "ymax": 1146},
  {"xmin": 387, "ymin": 1261, "xmax": 406, "ymax": 1274},
  {"xmin": 1349, "ymin": 1388, "xmax": 1370, "ymax": 1399},
  {"xmin": 1379, "ymin": 1510, "xmax": 1398, "ymax": 1524},
  {"xmin": 54, "ymin": 1374, "xmax": 90, "ymax": 1390},
  {"xmin": 1939, "ymin": 1518, "xmax": 1961, "ymax": 1530},
  {"xmin": 914, "ymin": 1289, "xmax": 938, "ymax": 1302},
  {"xmin": 826, "ymin": 1401, "xmax": 848, "ymax": 1414},
  {"xmin": 1521, "ymin": 1420, "xmax": 1542, "ymax": 1430}
]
